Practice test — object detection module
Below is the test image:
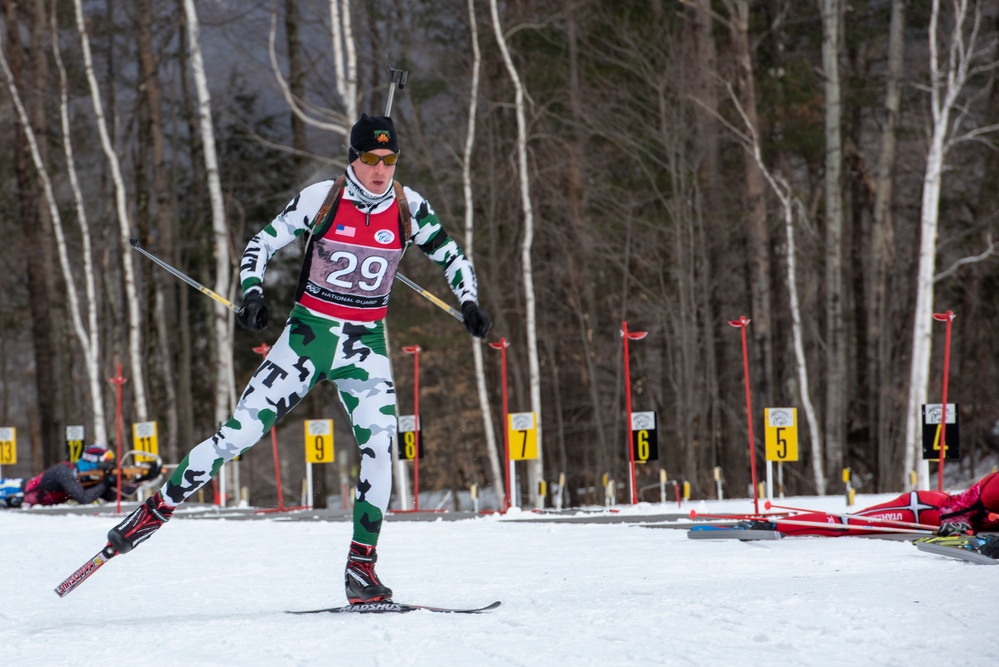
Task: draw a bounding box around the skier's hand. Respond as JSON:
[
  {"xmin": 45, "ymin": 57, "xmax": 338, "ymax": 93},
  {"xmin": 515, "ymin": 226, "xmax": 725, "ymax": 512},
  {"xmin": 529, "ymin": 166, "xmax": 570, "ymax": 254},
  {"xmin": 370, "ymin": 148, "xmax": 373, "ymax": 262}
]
[
  {"xmin": 461, "ymin": 301, "xmax": 492, "ymax": 338},
  {"xmin": 937, "ymin": 521, "xmax": 972, "ymax": 536},
  {"xmin": 238, "ymin": 291, "xmax": 268, "ymax": 332}
]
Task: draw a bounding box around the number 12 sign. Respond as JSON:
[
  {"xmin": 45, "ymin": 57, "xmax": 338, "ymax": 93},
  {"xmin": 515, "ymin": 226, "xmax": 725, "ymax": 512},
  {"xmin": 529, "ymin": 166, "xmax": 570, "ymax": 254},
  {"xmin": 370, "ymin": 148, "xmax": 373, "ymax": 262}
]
[{"xmin": 508, "ymin": 412, "xmax": 538, "ymax": 461}]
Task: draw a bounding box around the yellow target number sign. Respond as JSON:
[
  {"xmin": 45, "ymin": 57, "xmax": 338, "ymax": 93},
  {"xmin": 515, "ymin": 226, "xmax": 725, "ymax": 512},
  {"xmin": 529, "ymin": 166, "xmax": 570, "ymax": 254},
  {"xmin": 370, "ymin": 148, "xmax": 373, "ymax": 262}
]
[
  {"xmin": 0, "ymin": 427, "xmax": 16, "ymax": 465},
  {"xmin": 132, "ymin": 421, "xmax": 160, "ymax": 462},
  {"xmin": 304, "ymin": 419, "xmax": 334, "ymax": 463},
  {"xmin": 508, "ymin": 412, "xmax": 538, "ymax": 461},
  {"xmin": 66, "ymin": 425, "xmax": 85, "ymax": 463},
  {"xmin": 397, "ymin": 415, "xmax": 423, "ymax": 461},
  {"xmin": 764, "ymin": 408, "xmax": 799, "ymax": 462}
]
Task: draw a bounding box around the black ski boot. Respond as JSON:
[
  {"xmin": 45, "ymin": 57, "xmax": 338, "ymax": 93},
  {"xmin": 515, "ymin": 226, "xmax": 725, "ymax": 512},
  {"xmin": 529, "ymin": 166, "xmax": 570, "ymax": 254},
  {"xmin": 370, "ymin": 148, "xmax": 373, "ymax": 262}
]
[
  {"xmin": 107, "ymin": 491, "xmax": 174, "ymax": 554},
  {"xmin": 345, "ymin": 541, "xmax": 392, "ymax": 604}
]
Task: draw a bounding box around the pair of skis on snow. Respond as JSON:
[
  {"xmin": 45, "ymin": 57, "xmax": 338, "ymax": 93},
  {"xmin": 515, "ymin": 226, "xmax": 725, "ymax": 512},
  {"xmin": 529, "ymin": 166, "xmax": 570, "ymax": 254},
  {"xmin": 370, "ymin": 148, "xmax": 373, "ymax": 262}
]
[
  {"xmin": 54, "ymin": 541, "xmax": 501, "ymax": 613},
  {"xmin": 685, "ymin": 503, "xmax": 998, "ymax": 565}
]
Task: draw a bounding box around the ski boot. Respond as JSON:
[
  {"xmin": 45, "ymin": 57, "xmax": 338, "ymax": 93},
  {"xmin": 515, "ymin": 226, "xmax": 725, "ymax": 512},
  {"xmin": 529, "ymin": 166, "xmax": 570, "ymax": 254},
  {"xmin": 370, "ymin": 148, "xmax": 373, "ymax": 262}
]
[
  {"xmin": 937, "ymin": 521, "xmax": 973, "ymax": 537},
  {"xmin": 734, "ymin": 519, "xmax": 776, "ymax": 531},
  {"xmin": 345, "ymin": 541, "xmax": 393, "ymax": 604},
  {"xmin": 107, "ymin": 491, "xmax": 174, "ymax": 554}
]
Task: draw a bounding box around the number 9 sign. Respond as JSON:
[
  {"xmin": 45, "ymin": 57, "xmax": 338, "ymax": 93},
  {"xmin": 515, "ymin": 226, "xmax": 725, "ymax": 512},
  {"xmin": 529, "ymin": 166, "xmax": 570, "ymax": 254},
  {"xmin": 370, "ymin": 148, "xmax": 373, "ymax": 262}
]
[{"xmin": 304, "ymin": 419, "xmax": 335, "ymax": 463}]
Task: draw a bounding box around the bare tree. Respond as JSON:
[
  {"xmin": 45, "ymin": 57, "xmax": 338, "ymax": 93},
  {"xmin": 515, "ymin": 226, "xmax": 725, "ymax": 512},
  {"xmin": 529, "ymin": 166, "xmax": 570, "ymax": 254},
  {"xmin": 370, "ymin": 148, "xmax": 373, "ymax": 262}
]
[
  {"xmin": 870, "ymin": 0, "xmax": 907, "ymax": 491},
  {"xmin": 904, "ymin": 0, "xmax": 999, "ymax": 487},
  {"xmin": 820, "ymin": 0, "xmax": 846, "ymax": 486},
  {"xmin": 489, "ymin": 0, "xmax": 543, "ymax": 507},
  {"xmin": 73, "ymin": 0, "xmax": 149, "ymax": 421},
  {"xmin": 463, "ymin": 0, "xmax": 503, "ymax": 496},
  {"xmin": 182, "ymin": 0, "xmax": 236, "ymax": 446}
]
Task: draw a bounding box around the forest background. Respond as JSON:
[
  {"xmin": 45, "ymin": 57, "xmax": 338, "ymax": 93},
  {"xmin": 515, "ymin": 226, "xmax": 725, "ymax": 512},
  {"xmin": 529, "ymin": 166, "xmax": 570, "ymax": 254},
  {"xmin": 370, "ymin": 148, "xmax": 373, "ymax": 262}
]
[{"xmin": 1, "ymin": 0, "xmax": 998, "ymax": 510}]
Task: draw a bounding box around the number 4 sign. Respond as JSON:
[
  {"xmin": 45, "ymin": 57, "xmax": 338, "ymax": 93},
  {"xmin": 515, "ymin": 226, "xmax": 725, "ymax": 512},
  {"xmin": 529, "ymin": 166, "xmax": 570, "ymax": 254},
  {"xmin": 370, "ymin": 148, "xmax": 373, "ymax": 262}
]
[{"xmin": 508, "ymin": 412, "xmax": 538, "ymax": 460}]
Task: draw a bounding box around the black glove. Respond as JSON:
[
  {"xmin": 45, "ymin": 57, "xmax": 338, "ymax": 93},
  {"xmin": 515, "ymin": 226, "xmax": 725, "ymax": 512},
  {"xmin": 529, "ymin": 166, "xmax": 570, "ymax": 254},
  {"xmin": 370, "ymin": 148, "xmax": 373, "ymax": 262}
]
[
  {"xmin": 119, "ymin": 483, "xmax": 138, "ymax": 496},
  {"xmin": 938, "ymin": 521, "xmax": 972, "ymax": 537},
  {"xmin": 237, "ymin": 291, "xmax": 268, "ymax": 332},
  {"xmin": 461, "ymin": 301, "xmax": 492, "ymax": 338}
]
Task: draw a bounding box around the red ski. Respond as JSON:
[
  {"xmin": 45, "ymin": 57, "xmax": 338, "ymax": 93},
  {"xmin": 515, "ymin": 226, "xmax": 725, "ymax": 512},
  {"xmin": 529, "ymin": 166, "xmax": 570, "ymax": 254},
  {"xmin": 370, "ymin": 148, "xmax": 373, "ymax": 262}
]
[{"xmin": 55, "ymin": 543, "xmax": 117, "ymax": 598}]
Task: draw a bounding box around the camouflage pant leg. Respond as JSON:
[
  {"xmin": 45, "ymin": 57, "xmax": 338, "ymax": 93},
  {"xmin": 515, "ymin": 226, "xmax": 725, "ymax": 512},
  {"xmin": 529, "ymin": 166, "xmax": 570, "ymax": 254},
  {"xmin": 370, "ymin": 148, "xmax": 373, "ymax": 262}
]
[
  {"xmin": 161, "ymin": 309, "xmax": 335, "ymax": 505},
  {"xmin": 327, "ymin": 319, "xmax": 397, "ymax": 546},
  {"xmin": 161, "ymin": 307, "xmax": 396, "ymax": 548}
]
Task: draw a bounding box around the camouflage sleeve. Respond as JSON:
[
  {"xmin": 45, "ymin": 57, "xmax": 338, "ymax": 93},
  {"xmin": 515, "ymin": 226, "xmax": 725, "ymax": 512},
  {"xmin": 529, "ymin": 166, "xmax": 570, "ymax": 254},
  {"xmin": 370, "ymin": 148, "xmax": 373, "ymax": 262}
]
[
  {"xmin": 403, "ymin": 186, "xmax": 479, "ymax": 305},
  {"xmin": 239, "ymin": 181, "xmax": 335, "ymax": 296}
]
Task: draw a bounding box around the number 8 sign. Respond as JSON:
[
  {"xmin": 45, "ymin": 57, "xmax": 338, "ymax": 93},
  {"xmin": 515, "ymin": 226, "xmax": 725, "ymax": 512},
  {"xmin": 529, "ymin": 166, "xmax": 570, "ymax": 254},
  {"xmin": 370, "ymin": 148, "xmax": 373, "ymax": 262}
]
[{"xmin": 304, "ymin": 419, "xmax": 335, "ymax": 463}]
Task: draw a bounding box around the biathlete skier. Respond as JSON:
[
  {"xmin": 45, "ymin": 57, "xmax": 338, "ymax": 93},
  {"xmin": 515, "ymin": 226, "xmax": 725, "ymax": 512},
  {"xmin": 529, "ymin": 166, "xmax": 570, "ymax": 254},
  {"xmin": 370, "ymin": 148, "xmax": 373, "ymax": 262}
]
[{"xmin": 103, "ymin": 114, "xmax": 492, "ymax": 603}]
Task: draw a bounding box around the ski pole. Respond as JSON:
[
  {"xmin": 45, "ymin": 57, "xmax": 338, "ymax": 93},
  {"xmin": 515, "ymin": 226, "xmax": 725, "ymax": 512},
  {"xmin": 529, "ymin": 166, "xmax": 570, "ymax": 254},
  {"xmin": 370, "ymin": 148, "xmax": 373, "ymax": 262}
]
[
  {"xmin": 688, "ymin": 509, "xmax": 787, "ymax": 522},
  {"xmin": 764, "ymin": 500, "xmax": 939, "ymax": 531},
  {"xmin": 129, "ymin": 238, "xmax": 239, "ymax": 313},
  {"xmin": 395, "ymin": 273, "xmax": 463, "ymax": 322},
  {"xmin": 769, "ymin": 518, "xmax": 935, "ymax": 535},
  {"xmin": 380, "ymin": 66, "xmax": 465, "ymax": 324}
]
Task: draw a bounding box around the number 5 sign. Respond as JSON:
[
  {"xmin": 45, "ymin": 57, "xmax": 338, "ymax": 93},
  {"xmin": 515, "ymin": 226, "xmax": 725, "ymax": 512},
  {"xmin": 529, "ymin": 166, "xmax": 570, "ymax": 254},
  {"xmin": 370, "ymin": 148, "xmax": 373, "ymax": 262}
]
[
  {"xmin": 764, "ymin": 408, "xmax": 799, "ymax": 461},
  {"xmin": 304, "ymin": 419, "xmax": 335, "ymax": 463},
  {"xmin": 508, "ymin": 412, "xmax": 538, "ymax": 460}
]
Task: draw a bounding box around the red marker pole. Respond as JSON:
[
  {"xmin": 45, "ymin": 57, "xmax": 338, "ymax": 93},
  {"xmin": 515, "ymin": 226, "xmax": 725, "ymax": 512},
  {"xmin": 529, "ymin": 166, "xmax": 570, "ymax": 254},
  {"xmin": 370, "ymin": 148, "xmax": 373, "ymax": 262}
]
[
  {"xmin": 728, "ymin": 316, "xmax": 760, "ymax": 515},
  {"xmin": 403, "ymin": 345, "xmax": 422, "ymax": 511},
  {"xmin": 931, "ymin": 310, "xmax": 955, "ymax": 492},
  {"xmin": 107, "ymin": 364, "xmax": 128, "ymax": 514},
  {"xmin": 489, "ymin": 338, "xmax": 511, "ymax": 511},
  {"xmin": 621, "ymin": 321, "xmax": 648, "ymax": 505},
  {"xmin": 252, "ymin": 342, "xmax": 285, "ymax": 510}
]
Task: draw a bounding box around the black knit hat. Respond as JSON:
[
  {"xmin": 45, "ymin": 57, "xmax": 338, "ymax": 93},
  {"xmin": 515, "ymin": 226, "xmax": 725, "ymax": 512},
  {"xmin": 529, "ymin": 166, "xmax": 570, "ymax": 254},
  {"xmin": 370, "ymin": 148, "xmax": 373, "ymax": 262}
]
[{"xmin": 348, "ymin": 114, "xmax": 399, "ymax": 163}]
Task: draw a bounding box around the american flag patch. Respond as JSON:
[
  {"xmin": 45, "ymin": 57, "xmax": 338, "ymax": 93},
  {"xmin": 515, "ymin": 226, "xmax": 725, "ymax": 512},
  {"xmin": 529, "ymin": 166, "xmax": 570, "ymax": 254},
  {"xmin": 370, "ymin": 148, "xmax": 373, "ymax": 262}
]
[{"xmin": 335, "ymin": 224, "xmax": 356, "ymax": 237}]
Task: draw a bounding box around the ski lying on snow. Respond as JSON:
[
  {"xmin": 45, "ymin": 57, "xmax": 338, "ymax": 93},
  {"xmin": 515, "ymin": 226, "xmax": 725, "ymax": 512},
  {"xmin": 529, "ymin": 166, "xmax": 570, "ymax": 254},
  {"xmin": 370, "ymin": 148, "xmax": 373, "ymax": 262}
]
[
  {"xmin": 915, "ymin": 542, "xmax": 998, "ymax": 565},
  {"xmin": 55, "ymin": 543, "xmax": 117, "ymax": 597},
  {"xmin": 686, "ymin": 525, "xmax": 783, "ymax": 540},
  {"xmin": 287, "ymin": 600, "xmax": 501, "ymax": 615}
]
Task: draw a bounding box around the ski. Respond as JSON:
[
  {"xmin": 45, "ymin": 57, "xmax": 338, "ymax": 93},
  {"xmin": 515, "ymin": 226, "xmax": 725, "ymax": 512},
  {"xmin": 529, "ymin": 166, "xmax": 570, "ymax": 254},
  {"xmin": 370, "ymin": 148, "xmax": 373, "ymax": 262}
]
[
  {"xmin": 287, "ymin": 600, "xmax": 502, "ymax": 615},
  {"xmin": 914, "ymin": 536, "xmax": 999, "ymax": 565},
  {"xmin": 686, "ymin": 525, "xmax": 784, "ymax": 541},
  {"xmin": 54, "ymin": 543, "xmax": 117, "ymax": 597}
]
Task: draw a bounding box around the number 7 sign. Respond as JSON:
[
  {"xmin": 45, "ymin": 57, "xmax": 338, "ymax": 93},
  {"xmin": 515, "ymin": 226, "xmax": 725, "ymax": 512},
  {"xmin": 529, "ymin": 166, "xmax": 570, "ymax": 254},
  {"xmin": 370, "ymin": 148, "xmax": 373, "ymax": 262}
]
[{"xmin": 508, "ymin": 412, "xmax": 538, "ymax": 461}]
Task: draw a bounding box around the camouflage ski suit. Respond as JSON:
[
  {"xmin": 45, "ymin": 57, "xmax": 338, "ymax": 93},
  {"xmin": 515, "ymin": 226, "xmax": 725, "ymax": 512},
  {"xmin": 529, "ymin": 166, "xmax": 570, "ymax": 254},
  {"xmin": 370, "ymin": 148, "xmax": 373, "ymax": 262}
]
[{"xmin": 160, "ymin": 171, "xmax": 479, "ymax": 546}]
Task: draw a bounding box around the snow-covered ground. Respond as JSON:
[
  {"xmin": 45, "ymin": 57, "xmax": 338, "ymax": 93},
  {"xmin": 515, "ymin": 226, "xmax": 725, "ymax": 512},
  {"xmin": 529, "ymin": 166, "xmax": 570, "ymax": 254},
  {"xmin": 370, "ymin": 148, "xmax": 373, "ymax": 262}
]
[{"xmin": 2, "ymin": 493, "xmax": 996, "ymax": 667}]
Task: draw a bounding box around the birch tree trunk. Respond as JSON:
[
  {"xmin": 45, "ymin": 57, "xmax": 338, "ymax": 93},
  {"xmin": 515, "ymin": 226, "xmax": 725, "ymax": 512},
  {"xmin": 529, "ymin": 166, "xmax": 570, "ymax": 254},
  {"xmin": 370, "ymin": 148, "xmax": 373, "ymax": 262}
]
[
  {"xmin": 463, "ymin": 0, "xmax": 503, "ymax": 497},
  {"xmin": 904, "ymin": 0, "xmax": 994, "ymax": 487},
  {"xmin": 329, "ymin": 0, "xmax": 357, "ymax": 121},
  {"xmin": 820, "ymin": 0, "xmax": 846, "ymax": 487},
  {"xmin": 74, "ymin": 0, "xmax": 149, "ymax": 421},
  {"xmin": 1, "ymin": 9, "xmax": 103, "ymax": 447},
  {"xmin": 50, "ymin": 10, "xmax": 107, "ymax": 446},
  {"xmin": 490, "ymin": 0, "xmax": 543, "ymax": 507},
  {"xmin": 4, "ymin": 1, "xmax": 65, "ymax": 466},
  {"xmin": 183, "ymin": 0, "xmax": 235, "ymax": 434}
]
